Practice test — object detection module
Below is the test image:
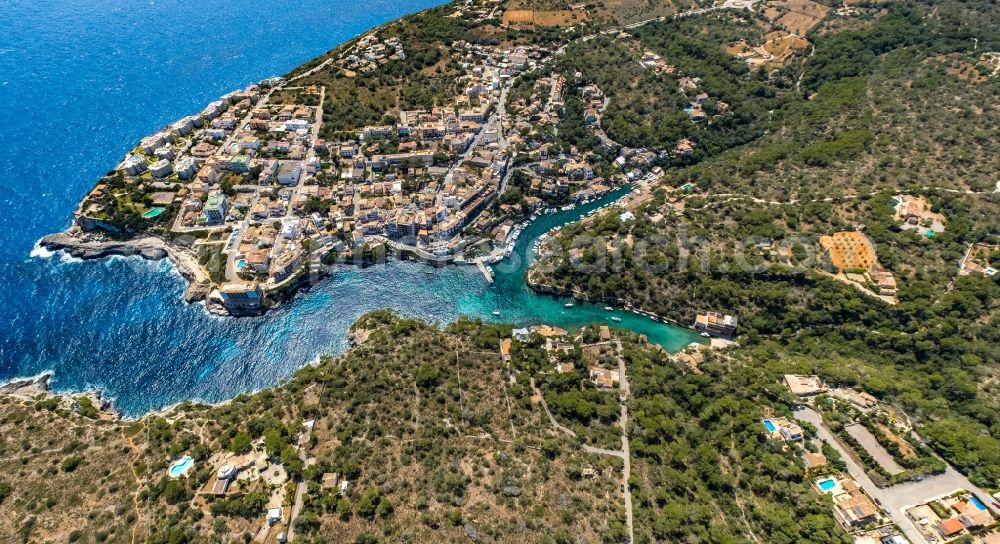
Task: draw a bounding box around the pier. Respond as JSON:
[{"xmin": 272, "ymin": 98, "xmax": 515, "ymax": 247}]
[{"xmin": 476, "ymin": 259, "xmax": 494, "ymax": 284}]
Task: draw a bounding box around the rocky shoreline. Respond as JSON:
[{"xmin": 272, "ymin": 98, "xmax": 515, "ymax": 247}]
[
  {"xmin": 38, "ymin": 228, "xmax": 218, "ymax": 308},
  {"xmin": 0, "ymin": 372, "xmax": 120, "ymax": 419}
]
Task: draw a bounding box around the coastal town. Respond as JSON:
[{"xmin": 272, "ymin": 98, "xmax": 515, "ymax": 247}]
[
  {"xmin": 42, "ymin": 0, "xmax": 791, "ymax": 317},
  {"xmin": 6, "ymin": 0, "xmax": 1000, "ymax": 541},
  {"xmin": 51, "ymin": 29, "xmax": 648, "ymax": 316}
]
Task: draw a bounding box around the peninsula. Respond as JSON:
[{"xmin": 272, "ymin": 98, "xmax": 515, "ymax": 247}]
[
  {"xmin": 41, "ymin": 0, "xmax": 644, "ymax": 316},
  {"xmin": 9, "ymin": 0, "xmax": 1000, "ymax": 542}
]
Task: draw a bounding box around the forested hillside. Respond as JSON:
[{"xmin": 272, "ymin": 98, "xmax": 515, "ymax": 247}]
[{"xmin": 531, "ymin": 0, "xmax": 1000, "ymax": 496}]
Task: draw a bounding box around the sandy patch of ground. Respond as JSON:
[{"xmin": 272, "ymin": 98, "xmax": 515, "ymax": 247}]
[
  {"xmin": 762, "ymin": 0, "xmax": 829, "ymax": 35},
  {"xmin": 762, "ymin": 31, "xmax": 809, "ymax": 57},
  {"xmin": 502, "ymin": 9, "xmax": 587, "ymax": 27}
]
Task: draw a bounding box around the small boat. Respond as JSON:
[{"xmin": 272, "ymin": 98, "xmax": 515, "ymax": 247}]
[
  {"xmin": 564, "ymin": 303, "xmax": 574, "ymax": 308},
  {"xmin": 700, "ymin": 332, "xmax": 711, "ymax": 338},
  {"xmin": 604, "ymin": 306, "xmax": 613, "ymax": 311},
  {"xmin": 610, "ymin": 316, "xmax": 622, "ymax": 323},
  {"xmin": 492, "ymin": 310, "xmax": 501, "ymax": 316},
  {"xmin": 425, "ymin": 270, "xmax": 433, "ymax": 275}
]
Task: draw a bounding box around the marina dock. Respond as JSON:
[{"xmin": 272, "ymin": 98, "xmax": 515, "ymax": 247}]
[{"xmin": 477, "ymin": 260, "xmax": 494, "ymax": 284}]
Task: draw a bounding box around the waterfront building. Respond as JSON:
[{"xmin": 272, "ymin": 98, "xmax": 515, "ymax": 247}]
[
  {"xmin": 693, "ymin": 311, "xmax": 737, "ymax": 338},
  {"xmin": 122, "ymin": 154, "xmax": 147, "ymax": 176},
  {"xmin": 218, "ymin": 282, "xmax": 263, "ymax": 312},
  {"xmin": 149, "ymin": 159, "xmax": 173, "ymax": 179}
]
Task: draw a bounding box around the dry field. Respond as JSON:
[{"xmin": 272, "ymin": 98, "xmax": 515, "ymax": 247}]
[
  {"xmin": 762, "ymin": 30, "xmax": 810, "ymax": 58},
  {"xmin": 502, "ymin": 8, "xmax": 588, "ymax": 27},
  {"xmin": 762, "ymin": 0, "xmax": 830, "ymax": 35}
]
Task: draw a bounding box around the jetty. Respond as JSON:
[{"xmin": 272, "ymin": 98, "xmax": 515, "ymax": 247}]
[{"xmin": 476, "ymin": 259, "xmax": 494, "ymax": 284}]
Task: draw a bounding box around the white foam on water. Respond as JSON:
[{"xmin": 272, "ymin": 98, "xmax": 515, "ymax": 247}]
[{"xmin": 29, "ymin": 241, "xmax": 55, "ymax": 259}]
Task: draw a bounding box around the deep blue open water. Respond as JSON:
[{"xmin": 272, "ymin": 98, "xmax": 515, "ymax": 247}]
[{"xmin": 0, "ymin": 0, "xmax": 701, "ymax": 416}]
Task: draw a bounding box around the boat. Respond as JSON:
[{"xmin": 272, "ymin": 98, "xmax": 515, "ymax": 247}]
[
  {"xmin": 700, "ymin": 332, "xmax": 711, "ymax": 338},
  {"xmin": 424, "ymin": 270, "xmax": 433, "ymax": 275},
  {"xmin": 564, "ymin": 303, "xmax": 574, "ymax": 308},
  {"xmin": 492, "ymin": 310, "xmax": 501, "ymax": 316},
  {"xmin": 604, "ymin": 306, "xmax": 613, "ymax": 311},
  {"xmin": 610, "ymin": 316, "xmax": 622, "ymax": 323}
]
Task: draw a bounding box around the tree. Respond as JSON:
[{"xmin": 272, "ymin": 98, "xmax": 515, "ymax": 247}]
[
  {"xmin": 0, "ymin": 481, "xmax": 12, "ymax": 504},
  {"xmin": 229, "ymin": 432, "xmax": 251, "ymax": 454},
  {"xmin": 357, "ymin": 487, "xmax": 380, "ymax": 519}
]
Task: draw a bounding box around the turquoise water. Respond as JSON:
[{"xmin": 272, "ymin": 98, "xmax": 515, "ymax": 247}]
[
  {"xmin": 0, "ymin": 0, "xmax": 700, "ymax": 416},
  {"xmin": 481, "ymin": 189, "xmax": 702, "ymax": 350},
  {"xmin": 142, "ymin": 208, "xmax": 165, "ymax": 219},
  {"xmin": 168, "ymin": 455, "xmax": 194, "ymax": 478},
  {"xmin": 969, "ymin": 496, "xmax": 987, "ymax": 511},
  {"xmin": 763, "ymin": 419, "xmax": 777, "ymax": 432},
  {"xmin": 817, "ymin": 479, "xmax": 836, "ymax": 492}
]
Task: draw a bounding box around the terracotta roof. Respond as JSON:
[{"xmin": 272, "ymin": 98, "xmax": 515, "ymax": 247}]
[{"xmin": 939, "ymin": 517, "xmax": 965, "ymax": 536}]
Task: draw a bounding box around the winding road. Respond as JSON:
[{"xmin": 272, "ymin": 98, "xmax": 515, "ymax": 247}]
[{"xmin": 530, "ymin": 339, "xmax": 634, "ymax": 543}]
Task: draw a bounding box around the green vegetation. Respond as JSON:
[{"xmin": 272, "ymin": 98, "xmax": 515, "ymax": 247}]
[
  {"xmin": 556, "ymin": 11, "xmax": 781, "ymax": 158},
  {"xmin": 624, "ymin": 340, "xmax": 851, "ymax": 544},
  {"xmin": 532, "ymin": 0, "xmax": 1000, "ymax": 494},
  {"xmin": 197, "ymin": 243, "xmax": 227, "ymax": 284}
]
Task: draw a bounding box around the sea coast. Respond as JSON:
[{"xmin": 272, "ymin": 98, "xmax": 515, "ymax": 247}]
[{"xmin": 39, "ymin": 229, "xmax": 220, "ymax": 311}]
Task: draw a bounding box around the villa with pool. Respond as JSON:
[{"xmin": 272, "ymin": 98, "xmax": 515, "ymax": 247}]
[
  {"xmin": 814, "ymin": 476, "xmax": 881, "ymax": 529},
  {"xmin": 762, "ymin": 417, "xmax": 803, "ymax": 442}
]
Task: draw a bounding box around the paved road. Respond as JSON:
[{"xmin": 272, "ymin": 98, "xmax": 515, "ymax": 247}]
[
  {"xmin": 795, "ymin": 406, "xmax": 929, "ymax": 544},
  {"xmin": 796, "ymin": 406, "xmax": 1000, "ymax": 544},
  {"xmin": 285, "ymin": 433, "xmax": 314, "ymax": 542},
  {"xmin": 286, "ymin": 480, "xmax": 306, "ymax": 542}
]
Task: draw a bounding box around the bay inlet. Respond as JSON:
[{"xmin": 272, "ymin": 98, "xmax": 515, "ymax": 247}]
[{"xmin": 0, "ymin": 0, "xmax": 699, "ymax": 416}]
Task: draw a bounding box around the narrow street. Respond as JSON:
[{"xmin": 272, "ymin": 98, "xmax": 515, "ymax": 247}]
[
  {"xmin": 529, "ymin": 339, "xmax": 634, "ymax": 544},
  {"xmin": 615, "ymin": 340, "xmax": 635, "ymax": 544}
]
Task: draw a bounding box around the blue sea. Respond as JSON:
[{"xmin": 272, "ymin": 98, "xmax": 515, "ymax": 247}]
[{"xmin": 0, "ymin": 0, "xmax": 701, "ymax": 416}]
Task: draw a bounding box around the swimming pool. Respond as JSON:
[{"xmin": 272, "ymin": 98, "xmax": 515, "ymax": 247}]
[
  {"xmin": 142, "ymin": 207, "xmax": 165, "ymax": 219},
  {"xmin": 969, "ymin": 496, "xmax": 988, "ymax": 511},
  {"xmin": 236, "ymin": 259, "xmax": 247, "ymax": 271},
  {"xmin": 817, "ymin": 478, "xmax": 837, "ymax": 492},
  {"xmin": 763, "ymin": 419, "xmax": 777, "ymax": 432},
  {"xmin": 168, "ymin": 455, "xmax": 194, "ymax": 478}
]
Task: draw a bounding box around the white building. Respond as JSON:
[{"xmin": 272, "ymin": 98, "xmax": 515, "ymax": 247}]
[
  {"xmin": 175, "ymin": 157, "xmax": 197, "ymax": 180},
  {"xmin": 122, "ymin": 154, "xmax": 147, "ymax": 176},
  {"xmin": 154, "ymin": 145, "xmax": 175, "ymax": 161},
  {"xmin": 149, "ymin": 159, "xmax": 173, "ymax": 178},
  {"xmin": 171, "ymin": 116, "xmax": 195, "ymax": 136},
  {"xmin": 277, "ymin": 162, "xmax": 301, "ymax": 186},
  {"xmin": 284, "ymin": 118, "xmax": 309, "ymax": 132}
]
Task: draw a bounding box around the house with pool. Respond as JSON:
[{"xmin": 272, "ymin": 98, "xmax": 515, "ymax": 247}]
[
  {"xmin": 762, "ymin": 417, "xmax": 803, "ymax": 442},
  {"xmin": 815, "ymin": 476, "xmax": 881, "ymax": 529}
]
